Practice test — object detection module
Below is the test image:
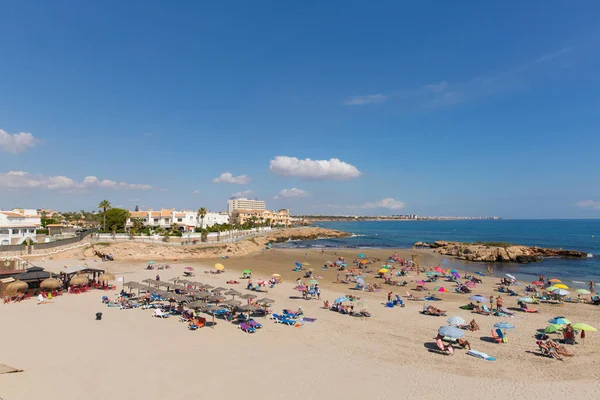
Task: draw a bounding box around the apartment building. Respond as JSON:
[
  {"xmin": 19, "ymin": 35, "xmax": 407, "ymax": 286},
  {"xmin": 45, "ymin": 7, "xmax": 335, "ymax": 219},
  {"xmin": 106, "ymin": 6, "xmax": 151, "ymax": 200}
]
[
  {"xmin": 0, "ymin": 209, "xmax": 41, "ymax": 245},
  {"xmin": 126, "ymin": 209, "xmax": 229, "ymax": 231},
  {"xmin": 230, "ymin": 208, "xmax": 291, "ymax": 226},
  {"xmin": 227, "ymin": 198, "xmax": 266, "ymax": 215}
]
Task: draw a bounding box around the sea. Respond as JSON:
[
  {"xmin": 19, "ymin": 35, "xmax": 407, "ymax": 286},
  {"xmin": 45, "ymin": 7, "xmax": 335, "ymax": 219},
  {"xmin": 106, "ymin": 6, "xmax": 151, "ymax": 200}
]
[{"xmin": 277, "ymin": 220, "xmax": 600, "ymax": 285}]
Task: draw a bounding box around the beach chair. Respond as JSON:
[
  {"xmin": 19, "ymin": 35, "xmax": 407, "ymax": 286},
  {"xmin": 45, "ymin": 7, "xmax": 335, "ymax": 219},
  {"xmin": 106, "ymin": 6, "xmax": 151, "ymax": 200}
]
[
  {"xmin": 491, "ymin": 329, "xmax": 503, "ymax": 344},
  {"xmin": 239, "ymin": 322, "xmax": 256, "ymax": 333},
  {"xmin": 433, "ymin": 338, "xmax": 454, "ymax": 355},
  {"xmin": 277, "ymin": 318, "xmax": 297, "ymax": 326},
  {"xmin": 153, "ymin": 309, "xmax": 170, "ymax": 318},
  {"xmin": 247, "ymin": 319, "xmax": 263, "ymax": 329},
  {"xmin": 536, "ymin": 341, "xmax": 563, "ymax": 361},
  {"xmin": 495, "ymin": 329, "xmax": 507, "ymax": 343},
  {"xmin": 591, "ymin": 296, "xmax": 600, "ymax": 305}
]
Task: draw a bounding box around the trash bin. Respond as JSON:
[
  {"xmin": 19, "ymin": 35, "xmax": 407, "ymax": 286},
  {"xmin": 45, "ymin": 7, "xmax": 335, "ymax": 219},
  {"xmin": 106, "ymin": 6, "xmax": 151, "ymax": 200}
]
[{"xmin": 95, "ymin": 312, "xmax": 103, "ymax": 321}]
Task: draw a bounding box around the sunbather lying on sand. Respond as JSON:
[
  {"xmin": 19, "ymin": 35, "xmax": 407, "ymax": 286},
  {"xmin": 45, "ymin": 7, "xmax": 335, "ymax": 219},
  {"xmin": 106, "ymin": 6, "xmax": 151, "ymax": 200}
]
[
  {"xmin": 547, "ymin": 340, "xmax": 574, "ymax": 357},
  {"xmin": 423, "ymin": 305, "xmax": 446, "ymax": 316},
  {"xmin": 226, "ymin": 280, "xmax": 239, "ymax": 284}
]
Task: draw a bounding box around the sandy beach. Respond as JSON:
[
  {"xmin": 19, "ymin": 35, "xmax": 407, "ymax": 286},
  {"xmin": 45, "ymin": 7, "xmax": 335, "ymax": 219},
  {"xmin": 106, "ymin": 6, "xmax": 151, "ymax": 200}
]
[{"xmin": 2, "ymin": 247, "xmax": 600, "ymax": 400}]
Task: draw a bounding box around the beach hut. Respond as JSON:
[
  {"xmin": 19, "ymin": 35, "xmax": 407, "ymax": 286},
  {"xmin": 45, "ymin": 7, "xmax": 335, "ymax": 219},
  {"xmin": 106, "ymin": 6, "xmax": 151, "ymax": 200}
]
[{"xmin": 4, "ymin": 280, "xmax": 29, "ymax": 296}]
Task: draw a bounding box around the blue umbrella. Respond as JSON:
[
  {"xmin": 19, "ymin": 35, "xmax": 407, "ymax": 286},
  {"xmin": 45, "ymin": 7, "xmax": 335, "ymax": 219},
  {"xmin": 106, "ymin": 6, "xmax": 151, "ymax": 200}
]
[
  {"xmin": 295, "ymin": 262, "xmax": 302, "ymax": 268},
  {"xmin": 335, "ymin": 297, "xmax": 349, "ymax": 303},
  {"xmin": 469, "ymin": 295, "xmax": 487, "ymax": 303},
  {"xmin": 357, "ymin": 253, "xmax": 365, "ymax": 258},
  {"xmin": 438, "ymin": 326, "xmax": 464, "ymax": 339},
  {"xmin": 548, "ymin": 317, "xmax": 571, "ymax": 325},
  {"xmin": 494, "ymin": 322, "xmax": 515, "ymax": 330},
  {"xmin": 335, "ymin": 260, "xmax": 343, "ymax": 265}
]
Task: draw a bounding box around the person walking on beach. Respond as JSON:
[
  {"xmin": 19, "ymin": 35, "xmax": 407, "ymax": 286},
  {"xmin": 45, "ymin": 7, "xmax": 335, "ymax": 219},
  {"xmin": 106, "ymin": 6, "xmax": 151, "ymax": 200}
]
[
  {"xmin": 590, "ymin": 281, "xmax": 595, "ymax": 293},
  {"xmin": 489, "ymin": 295, "xmax": 495, "ymax": 310},
  {"xmin": 316, "ymin": 285, "xmax": 321, "ymax": 300},
  {"xmin": 387, "ymin": 292, "xmax": 393, "ymax": 302},
  {"xmin": 496, "ymin": 295, "xmax": 503, "ymax": 310},
  {"xmin": 155, "ymin": 274, "xmax": 160, "ymax": 281}
]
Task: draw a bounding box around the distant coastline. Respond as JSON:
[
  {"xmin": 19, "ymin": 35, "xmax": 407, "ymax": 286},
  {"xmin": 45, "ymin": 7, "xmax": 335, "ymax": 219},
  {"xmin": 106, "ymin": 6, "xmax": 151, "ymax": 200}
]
[{"xmin": 296, "ymin": 216, "xmax": 501, "ymax": 222}]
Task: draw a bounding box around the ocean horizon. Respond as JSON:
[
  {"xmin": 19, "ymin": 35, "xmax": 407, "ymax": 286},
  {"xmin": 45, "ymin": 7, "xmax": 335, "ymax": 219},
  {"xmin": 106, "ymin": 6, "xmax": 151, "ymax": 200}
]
[{"xmin": 277, "ymin": 219, "xmax": 600, "ymax": 284}]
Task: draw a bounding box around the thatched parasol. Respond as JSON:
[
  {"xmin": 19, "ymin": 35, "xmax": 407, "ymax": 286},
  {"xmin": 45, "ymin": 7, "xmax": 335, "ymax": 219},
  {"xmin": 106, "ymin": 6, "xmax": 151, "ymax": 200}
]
[
  {"xmin": 4, "ymin": 280, "xmax": 29, "ymax": 295},
  {"xmin": 225, "ymin": 289, "xmax": 242, "ymax": 297},
  {"xmin": 194, "ymin": 292, "xmax": 211, "ymax": 300},
  {"xmin": 212, "ymin": 287, "xmax": 227, "ymax": 293},
  {"xmin": 187, "ymin": 301, "xmax": 206, "ymax": 309},
  {"xmin": 208, "ymin": 294, "xmax": 226, "ymax": 302},
  {"xmin": 257, "ymin": 298, "xmax": 275, "ymax": 304},
  {"xmin": 202, "ymin": 284, "xmax": 214, "ymax": 289},
  {"xmin": 98, "ymin": 273, "xmax": 116, "ymax": 282},
  {"xmin": 124, "ymin": 282, "xmax": 139, "ymax": 288},
  {"xmin": 69, "ymin": 275, "xmax": 89, "ymax": 286},
  {"xmin": 238, "ymin": 304, "xmax": 258, "ymax": 312},
  {"xmin": 142, "ymin": 279, "xmax": 155, "ymax": 285},
  {"xmin": 40, "ymin": 278, "xmax": 61, "ymax": 290},
  {"xmin": 223, "ymin": 299, "xmax": 242, "ymax": 307},
  {"xmin": 240, "ymin": 294, "xmax": 257, "ymax": 300}
]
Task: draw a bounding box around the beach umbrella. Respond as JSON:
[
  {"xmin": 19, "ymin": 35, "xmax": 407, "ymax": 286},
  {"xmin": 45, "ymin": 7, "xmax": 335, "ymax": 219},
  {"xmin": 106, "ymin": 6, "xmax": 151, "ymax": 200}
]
[
  {"xmin": 212, "ymin": 287, "xmax": 227, "ymax": 293},
  {"xmin": 240, "ymin": 294, "xmax": 257, "ymax": 300},
  {"xmin": 378, "ymin": 268, "xmax": 389, "ymax": 274},
  {"xmin": 494, "ymin": 322, "xmax": 515, "ymax": 330},
  {"xmin": 552, "ymin": 288, "xmax": 569, "ymax": 296},
  {"xmin": 447, "ymin": 316, "xmax": 466, "ymax": 326},
  {"xmin": 39, "ymin": 278, "xmax": 61, "ymax": 290},
  {"xmin": 242, "ymin": 269, "xmax": 252, "ymax": 275},
  {"xmin": 302, "ymin": 262, "xmax": 310, "ymax": 266},
  {"xmin": 469, "ymin": 295, "xmax": 487, "ymax": 303},
  {"xmin": 382, "ymin": 265, "xmax": 391, "ymax": 269},
  {"xmin": 575, "ymin": 289, "xmax": 591, "ymax": 295},
  {"xmin": 434, "ymin": 286, "xmax": 449, "ymax": 293},
  {"xmin": 360, "ymin": 260, "xmax": 368, "ymax": 265},
  {"xmin": 505, "ymin": 273, "xmax": 516, "ymax": 280},
  {"xmin": 238, "ymin": 304, "xmax": 258, "ymax": 312},
  {"xmin": 434, "ymin": 266, "xmax": 444, "ymax": 273},
  {"xmin": 225, "ymin": 289, "xmax": 241, "ymax": 297},
  {"xmin": 416, "ymin": 280, "xmax": 426, "ymax": 285},
  {"xmin": 548, "ymin": 278, "xmax": 561, "ymax": 283},
  {"xmin": 208, "ymin": 295, "xmax": 226, "ymax": 302},
  {"xmin": 356, "ymin": 278, "xmax": 365, "ymax": 285},
  {"xmin": 544, "ymin": 324, "xmax": 563, "ymax": 333},
  {"xmin": 142, "ymin": 278, "xmax": 155, "ymax": 285},
  {"xmin": 294, "ymin": 285, "xmax": 307, "ymax": 291},
  {"xmin": 531, "ymin": 281, "xmax": 543, "ymax": 285},
  {"xmin": 546, "ymin": 285, "xmax": 558, "ymax": 292},
  {"xmin": 452, "ymin": 272, "xmax": 460, "ymax": 279},
  {"xmin": 554, "ymin": 284, "xmax": 569, "ymax": 289},
  {"xmin": 257, "ymin": 297, "xmax": 274, "ymax": 304},
  {"xmin": 335, "ymin": 296, "xmax": 350, "ymax": 303},
  {"xmin": 548, "ymin": 317, "xmax": 571, "ymax": 325},
  {"xmin": 518, "ymin": 297, "xmax": 535, "ymax": 304},
  {"xmin": 69, "ymin": 275, "xmax": 88, "ymax": 286},
  {"xmin": 309, "ymin": 279, "xmax": 318, "ymax": 285},
  {"xmin": 202, "ymin": 284, "xmax": 214, "ymax": 289},
  {"xmin": 147, "ymin": 261, "xmax": 155, "ymax": 265},
  {"xmin": 223, "ymin": 299, "xmax": 242, "ymax": 307},
  {"xmin": 123, "ymin": 281, "xmax": 139, "ymax": 288},
  {"xmin": 571, "ymin": 323, "xmax": 597, "ymax": 332},
  {"xmin": 214, "ymin": 263, "xmax": 225, "ymax": 271},
  {"xmin": 272, "ymin": 273, "xmax": 281, "ymax": 277},
  {"xmin": 194, "ymin": 292, "xmax": 211, "ymax": 299},
  {"xmin": 184, "ymin": 267, "xmax": 194, "ymax": 272},
  {"xmin": 357, "ymin": 253, "xmax": 365, "ymax": 258},
  {"xmin": 98, "ymin": 273, "xmax": 115, "ymax": 282},
  {"xmin": 438, "ymin": 326, "xmax": 464, "ymax": 339},
  {"xmin": 295, "ymin": 262, "xmax": 302, "ymax": 267}
]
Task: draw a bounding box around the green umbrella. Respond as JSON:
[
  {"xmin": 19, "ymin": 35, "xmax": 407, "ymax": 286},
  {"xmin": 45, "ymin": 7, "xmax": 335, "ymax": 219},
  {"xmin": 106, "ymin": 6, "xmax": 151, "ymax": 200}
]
[
  {"xmin": 546, "ymin": 285, "xmax": 558, "ymax": 291},
  {"xmin": 544, "ymin": 324, "xmax": 563, "ymax": 333},
  {"xmin": 309, "ymin": 279, "xmax": 318, "ymax": 285},
  {"xmin": 571, "ymin": 323, "xmax": 598, "ymax": 332},
  {"xmin": 243, "ymin": 269, "xmax": 252, "ymax": 274},
  {"xmin": 575, "ymin": 289, "xmax": 591, "ymax": 295}
]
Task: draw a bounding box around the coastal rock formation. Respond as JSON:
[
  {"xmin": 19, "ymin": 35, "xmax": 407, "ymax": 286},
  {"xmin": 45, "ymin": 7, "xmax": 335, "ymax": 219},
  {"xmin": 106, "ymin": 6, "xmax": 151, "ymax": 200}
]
[
  {"xmin": 73, "ymin": 228, "xmax": 350, "ymax": 261},
  {"xmin": 414, "ymin": 241, "xmax": 587, "ymax": 263}
]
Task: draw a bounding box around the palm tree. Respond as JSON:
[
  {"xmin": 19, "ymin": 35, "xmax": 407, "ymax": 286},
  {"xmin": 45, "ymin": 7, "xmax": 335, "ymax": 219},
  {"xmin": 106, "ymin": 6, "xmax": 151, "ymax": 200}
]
[
  {"xmin": 98, "ymin": 200, "xmax": 111, "ymax": 231},
  {"xmin": 197, "ymin": 207, "xmax": 207, "ymax": 229}
]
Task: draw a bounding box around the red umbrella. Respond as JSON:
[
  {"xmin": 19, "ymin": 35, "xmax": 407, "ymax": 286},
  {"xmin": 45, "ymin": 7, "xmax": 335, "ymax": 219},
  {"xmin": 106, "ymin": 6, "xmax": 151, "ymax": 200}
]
[
  {"xmin": 531, "ymin": 281, "xmax": 543, "ymax": 285},
  {"xmin": 294, "ymin": 285, "xmax": 307, "ymax": 291},
  {"xmin": 184, "ymin": 267, "xmax": 194, "ymax": 272},
  {"xmin": 416, "ymin": 280, "xmax": 426, "ymax": 285},
  {"xmin": 434, "ymin": 266, "xmax": 444, "ymax": 273}
]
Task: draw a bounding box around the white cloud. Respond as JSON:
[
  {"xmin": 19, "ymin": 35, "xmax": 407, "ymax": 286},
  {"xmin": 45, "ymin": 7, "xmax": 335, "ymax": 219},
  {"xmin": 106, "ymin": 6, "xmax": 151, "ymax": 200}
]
[
  {"xmin": 212, "ymin": 172, "xmax": 251, "ymax": 185},
  {"xmin": 0, "ymin": 171, "xmax": 152, "ymax": 191},
  {"xmin": 192, "ymin": 190, "xmax": 200, "ymax": 195},
  {"xmin": 159, "ymin": 188, "xmax": 169, "ymax": 192},
  {"xmin": 232, "ymin": 190, "xmax": 253, "ymax": 198},
  {"xmin": 361, "ymin": 198, "xmax": 405, "ymax": 210},
  {"xmin": 274, "ymin": 188, "xmax": 311, "ymax": 199},
  {"xmin": 576, "ymin": 200, "xmax": 600, "ymax": 210},
  {"xmin": 0, "ymin": 129, "xmax": 39, "ymax": 153},
  {"xmin": 343, "ymin": 94, "xmax": 388, "ymax": 106},
  {"xmin": 269, "ymin": 156, "xmax": 361, "ymax": 181}
]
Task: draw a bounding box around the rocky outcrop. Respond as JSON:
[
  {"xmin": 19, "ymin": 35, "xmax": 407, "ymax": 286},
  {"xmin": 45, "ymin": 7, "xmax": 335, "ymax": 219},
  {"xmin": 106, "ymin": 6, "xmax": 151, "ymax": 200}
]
[{"xmin": 415, "ymin": 241, "xmax": 587, "ymax": 263}]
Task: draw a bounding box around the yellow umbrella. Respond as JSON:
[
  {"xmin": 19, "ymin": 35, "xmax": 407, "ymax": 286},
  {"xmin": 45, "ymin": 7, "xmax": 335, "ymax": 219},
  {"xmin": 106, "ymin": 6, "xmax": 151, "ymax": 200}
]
[
  {"xmin": 215, "ymin": 263, "xmax": 225, "ymax": 271},
  {"xmin": 572, "ymin": 323, "xmax": 597, "ymax": 332},
  {"xmin": 272, "ymin": 273, "xmax": 281, "ymax": 277},
  {"xmin": 302, "ymin": 262, "xmax": 310, "ymax": 266},
  {"xmin": 554, "ymin": 283, "xmax": 569, "ymax": 289},
  {"xmin": 378, "ymin": 268, "xmax": 389, "ymax": 274}
]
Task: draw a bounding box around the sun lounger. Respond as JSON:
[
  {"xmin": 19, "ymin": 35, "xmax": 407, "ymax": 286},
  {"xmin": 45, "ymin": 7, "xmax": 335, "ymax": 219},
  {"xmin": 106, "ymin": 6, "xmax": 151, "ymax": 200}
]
[
  {"xmin": 433, "ymin": 338, "xmax": 454, "ymax": 355},
  {"xmin": 247, "ymin": 319, "xmax": 262, "ymax": 329},
  {"xmin": 491, "ymin": 329, "xmax": 503, "ymax": 344},
  {"xmin": 239, "ymin": 322, "xmax": 256, "ymax": 333},
  {"xmin": 406, "ymin": 291, "xmax": 424, "ymax": 301},
  {"xmin": 277, "ymin": 318, "xmax": 297, "ymax": 326},
  {"xmin": 153, "ymin": 309, "xmax": 170, "ymax": 318}
]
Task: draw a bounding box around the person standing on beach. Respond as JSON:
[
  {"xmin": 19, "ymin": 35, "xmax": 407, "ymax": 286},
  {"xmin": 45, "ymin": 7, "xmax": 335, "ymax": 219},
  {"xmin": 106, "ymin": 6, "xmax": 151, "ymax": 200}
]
[
  {"xmin": 387, "ymin": 292, "xmax": 392, "ymax": 302},
  {"xmin": 316, "ymin": 285, "xmax": 321, "ymax": 300},
  {"xmin": 496, "ymin": 295, "xmax": 503, "ymax": 310},
  {"xmin": 590, "ymin": 281, "xmax": 595, "ymax": 292},
  {"xmin": 489, "ymin": 295, "xmax": 495, "ymax": 310}
]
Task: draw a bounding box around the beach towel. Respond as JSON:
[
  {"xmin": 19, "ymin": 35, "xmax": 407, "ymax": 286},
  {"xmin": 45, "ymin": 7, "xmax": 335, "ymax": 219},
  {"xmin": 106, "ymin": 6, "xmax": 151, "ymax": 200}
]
[
  {"xmin": 467, "ymin": 350, "xmax": 496, "ymax": 361},
  {"xmin": 300, "ymin": 317, "xmax": 317, "ymax": 322}
]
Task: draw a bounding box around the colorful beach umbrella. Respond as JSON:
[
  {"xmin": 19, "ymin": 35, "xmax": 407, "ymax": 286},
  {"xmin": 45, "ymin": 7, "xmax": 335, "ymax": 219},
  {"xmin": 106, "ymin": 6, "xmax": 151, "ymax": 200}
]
[
  {"xmin": 505, "ymin": 273, "xmax": 516, "ymax": 280},
  {"xmin": 335, "ymin": 296, "xmax": 350, "ymax": 303},
  {"xmin": 242, "ymin": 269, "xmax": 252, "ymax": 274},
  {"xmin": 518, "ymin": 297, "xmax": 535, "ymax": 304},
  {"xmin": 416, "ymin": 280, "xmax": 426, "ymax": 285},
  {"xmin": 360, "ymin": 260, "xmax": 368, "ymax": 264},
  {"xmin": 215, "ymin": 263, "xmax": 224, "ymax": 271},
  {"xmin": 544, "ymin": 324, "xmax": 563, "ymax": 333},
  {"xmin": 378, "ymin": 268, "xmax": 389, "ymax": 274},
  {"xmin": 548, "ymin": 278, "xmax": 561, "ymax": 283},
  {"xmin": 434, "ymin": 286, "xmax": 449, "ymax": 293},
  {"xmin": 184, "ymin": 267, "xmax": 194, "ymax": 272},
  {"xmin": 309, "ymin": 279, "xmax": 318, "ymax": 285},
  {"xmin": 447, "ymin": 316, "xmax": 466, "ymax": 326},
  {"xmin": 147, "ymin": 261, "xmax": 155, "ymax": 265},
  {"xmin": 469, "ymin": 295, "xmax": 487, "ymax": 303},
  {"xmin": 531, "ymin": 281, "xmax": 543, "ymax": 285},
  {"xmin": 357, "ymin": 253, "xmax": 365, "ymax": 258},
  {"xmin": 294, "ymin": 285, "xmax": 307, "ymax": 291},
  {"xmin": 571, "ymin": 323, "xmax": 597, "ymax": 332},
  {"xmin": 575, "ymin": 289, "xmax": 591, "ymax": 294},
  {"xmin": 434, "ymin": 266, "xmax": 444, "ymax": 273},
  {"xmin": 302, "ymin": 262, "xmax": 310, "ymax": 266},
  {"xmin": 554, "ymin": 284, "xmax": 569, "ymax": 289},
  {"xmin": 494, "ymin": 322, "xmax": 515, "ymax": 330},
  {"xmin": 295, "ymin": 262, "xmax": 302, "ymax": 267},
  {"xmin": 451, "ymin": 272, "xmax": 460, "ymax": 279},
  {"xmin": 438, "ymin": 326, "xmax": 464, "ymax": 339},
  {"xmin": 272, "ymin": 273, "xmax": 281, "ymax": 277},
  {"xmin": 548, "ymin": 317, "xmax": 570, "ymax": 325}
]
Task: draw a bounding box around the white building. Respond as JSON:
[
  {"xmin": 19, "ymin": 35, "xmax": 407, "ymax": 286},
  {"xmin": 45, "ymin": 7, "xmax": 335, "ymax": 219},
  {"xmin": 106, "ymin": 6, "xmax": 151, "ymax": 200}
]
[
  {"xmin": 126, "ymin": 209, "xmax": 229, "ymax": 231},
  {"xmin": 227, "ymin": 198, "xmax": 266, "ymax": 215},
  {"xmin": 0, "ymin": 210, "xmax": 41, "ymax": 245}
]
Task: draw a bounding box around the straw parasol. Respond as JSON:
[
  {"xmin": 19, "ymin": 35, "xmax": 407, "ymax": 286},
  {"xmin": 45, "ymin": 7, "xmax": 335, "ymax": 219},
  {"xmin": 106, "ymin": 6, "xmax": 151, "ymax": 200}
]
[
  {"xmin": 256, "ymin": 297, "xmax": 274, "ymax": 304},
  {"xmin": 124, "ymin": 281, "xmax": 139, "ymax": 288},
  {"xmin": 238, "ymin": 304, "xmax": 258, "ymax": 312},
  {"xmin": 212, "ymin": 287, "xmax": 227, "ymax": 293},
  {"xmin": 142, "ymin": 278, "xmax": 155, "ymax": 285},
  {"xmin": 187, "ymin": 301, "xmax": 206, "ymax": 309},
  {"xmin": 194, "ymin": 292, "xmax": 211, "ymax": 300},
  {"xmin": 202, "ymin": 284, "xmax": 214, "ymax": 289},
  {"xmin": 98, "ymin": 273, "xmax": 116, "ymax": 282},
  {"xmin": 225, "ymin": 289, "xmax": 242, "ymax": 298},
  {"xmin": 40, "ymin": 278, "xmax": 61, "ymax": 290},
  {"xmin": 69, "ymin": 275, "xmax": 89, "ymax": 286},
  {"xmin": 208, "ymin": 294, "xmax": 226, "ymax": 302},
  {"xmin": 240, "ymin": 294, "xmax": 257, "ymax": 300},
  {"xmin": 4, "ymin": 280, "xmax": 29, "ymax": 295},
  {"xmin": 223, "ymin": 299, "xmax": 242, "ymax": 307}
]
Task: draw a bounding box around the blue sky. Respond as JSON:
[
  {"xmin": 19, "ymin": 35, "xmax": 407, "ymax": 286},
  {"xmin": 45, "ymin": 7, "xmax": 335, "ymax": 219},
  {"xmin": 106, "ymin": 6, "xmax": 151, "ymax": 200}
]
[{"xmin": 1, "ymin": 1, "xmax": 599, "ymax": 218}]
